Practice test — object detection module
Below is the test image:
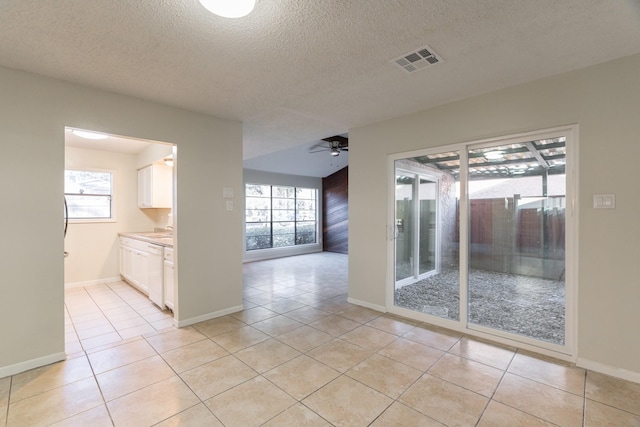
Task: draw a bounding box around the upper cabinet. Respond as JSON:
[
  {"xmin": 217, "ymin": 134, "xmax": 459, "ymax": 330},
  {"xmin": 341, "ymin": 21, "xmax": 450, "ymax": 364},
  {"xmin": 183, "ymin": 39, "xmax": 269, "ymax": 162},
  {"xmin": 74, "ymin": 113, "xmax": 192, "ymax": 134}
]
[{"xmin": 138, "ymin": 164, "xmax": 173, "ymax": 208}]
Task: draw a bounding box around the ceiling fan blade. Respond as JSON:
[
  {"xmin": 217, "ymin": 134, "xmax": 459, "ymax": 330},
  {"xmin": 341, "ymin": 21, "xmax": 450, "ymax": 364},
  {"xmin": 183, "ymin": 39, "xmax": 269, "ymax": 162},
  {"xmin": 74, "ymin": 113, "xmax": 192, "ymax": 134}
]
[
  {"xmin": 309, "ymin": 141, "xmax": 329, "ymax": 150},
  {"xmin": 309, "ymin": 148, "xmax": 330, "ymax": 153},
  {"xmin": 341, "ymin": 147, "xmax": 349, "ymax": 151}
]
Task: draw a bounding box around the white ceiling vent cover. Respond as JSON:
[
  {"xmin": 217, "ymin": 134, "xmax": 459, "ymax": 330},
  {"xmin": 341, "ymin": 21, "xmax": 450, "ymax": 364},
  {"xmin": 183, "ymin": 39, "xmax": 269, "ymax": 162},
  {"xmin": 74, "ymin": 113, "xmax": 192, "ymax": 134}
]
[{"xmin": 392, "ymin": 46, "xmax": 441, "ymax": 73}]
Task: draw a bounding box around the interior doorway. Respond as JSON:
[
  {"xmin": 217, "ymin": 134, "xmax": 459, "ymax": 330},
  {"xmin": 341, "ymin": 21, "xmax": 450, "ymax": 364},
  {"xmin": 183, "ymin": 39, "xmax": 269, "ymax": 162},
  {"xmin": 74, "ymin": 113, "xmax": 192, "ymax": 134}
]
[
  {"xmin": 63, "ymin": 127, "xmax": 178, "ymax": 353},
  {"xmin": 388, "ymin": 126, "xmax": 577, "ymax": 355}
]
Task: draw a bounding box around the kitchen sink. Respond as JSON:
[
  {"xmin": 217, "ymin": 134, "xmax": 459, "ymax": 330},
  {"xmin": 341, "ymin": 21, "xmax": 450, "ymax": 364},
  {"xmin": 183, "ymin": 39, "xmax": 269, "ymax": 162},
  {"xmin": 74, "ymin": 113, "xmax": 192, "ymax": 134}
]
[{"xmin": 142, "ymin": 233, "xmax": 172, "ymax": 238}]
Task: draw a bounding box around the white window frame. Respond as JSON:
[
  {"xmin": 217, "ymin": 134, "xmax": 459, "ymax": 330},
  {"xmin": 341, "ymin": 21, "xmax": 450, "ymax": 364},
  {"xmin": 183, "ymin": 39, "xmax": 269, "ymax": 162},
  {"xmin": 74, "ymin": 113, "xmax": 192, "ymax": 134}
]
[
  {"xmin": 244, "ymin": 183, "xmax": 318, "ymax": 251},
  {"xmin": 65, "ymin": 168, "xmax": 117, "ymax": 223},
  {"xmin": 243, "ymin": 183, "xmax": 323, "ymax": 262}
]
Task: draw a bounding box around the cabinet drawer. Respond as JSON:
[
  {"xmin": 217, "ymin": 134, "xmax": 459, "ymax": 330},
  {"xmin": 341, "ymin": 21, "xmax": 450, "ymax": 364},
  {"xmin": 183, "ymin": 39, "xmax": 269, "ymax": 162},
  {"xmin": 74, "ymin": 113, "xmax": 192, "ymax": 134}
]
[{"xmin": 120, "ymin": 236, "xmax": 150, "ymax": 252}]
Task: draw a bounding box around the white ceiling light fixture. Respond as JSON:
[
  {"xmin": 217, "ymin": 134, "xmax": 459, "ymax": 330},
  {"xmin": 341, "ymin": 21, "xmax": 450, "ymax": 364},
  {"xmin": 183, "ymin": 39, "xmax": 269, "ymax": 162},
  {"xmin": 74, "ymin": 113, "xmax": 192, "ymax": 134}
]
[
  {"xmin": 71, "ymin": 129, "xmax": 109, "ymax": 140},
  {"xmin": 198, "ymin": 0, "xmax": 255, "ymax": 18}
]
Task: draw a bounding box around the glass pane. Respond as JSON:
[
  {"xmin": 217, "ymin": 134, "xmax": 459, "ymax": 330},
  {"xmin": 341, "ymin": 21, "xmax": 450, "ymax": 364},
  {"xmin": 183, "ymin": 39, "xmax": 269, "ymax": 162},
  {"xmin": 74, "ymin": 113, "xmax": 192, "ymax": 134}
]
[
  {"xmin": 296, "ymin": 188, "xmax": 315, "ymax": 199},
  {"xmin": 273, "ymin": 186, "xmax": 295, "ymax": 198},
  {"xmin": 394, "ymin": 153, "xmax": 460, "ymax": 321},
  {"xmin": 246, "ymin": 209, "xmax": 270, "ymax": 222},
  {"xmin": 468, "ymin": 139, "xmax": 566, "ymax": 345},
  {"xmin": 296, "ymin": 209, "xmax": 316, "ymax": 221},
  {"xmin": 246, "ymin": 184, "xmax": 271, "ymax": 197},
  {"xmin": 296, "ymin": 232, "xmax": 316, "ymax": 245},
  {"xmin": 395, "ymin": 173, "xmax": 414, "ymax": 282},
  {"xmin": 65, "ymin": 170, "xmax": 111, "ymax": 195},
  {"xmin": 66, "ymin": 195, "xmax": 111, "ymax": 218},
  {"xmin": 296, "ymin": 221, "xmax": 316, "ymax": 245},
  {"xmin": 273, "ymin": 198, "xmax": 295, "ymax": 210},
  {"xmin": 246, "ymin": 223, "xmax": 271, "ymax": 251},
  {"xmin": 419, "ymin": 178, "xmax": 437, "ymax": 275},
  {"xmin": 246, "ymin": 197, "xmax": 271, "ymax": 210},
  {"xmin": 273, "ymin": 221, "xmax": 295, "ymax": 247},
  {"xmin": 273, "ymin": 222, "xmax": 294, "ymax": 234},
  {"xmin": 296, "ymin": 199, "xmax": 315, "ymax": 210},
  {"xmin": 273, "ymin": 210, "xmax": 295, "ymax": 221}
]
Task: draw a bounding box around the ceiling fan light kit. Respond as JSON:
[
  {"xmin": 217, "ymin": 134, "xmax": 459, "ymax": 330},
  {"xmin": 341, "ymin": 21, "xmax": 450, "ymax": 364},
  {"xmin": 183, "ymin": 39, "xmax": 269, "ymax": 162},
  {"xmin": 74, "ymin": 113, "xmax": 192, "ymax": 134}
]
[{"xmin": 309, "ymin": 135, "xmax": 349, "ymax": 157}]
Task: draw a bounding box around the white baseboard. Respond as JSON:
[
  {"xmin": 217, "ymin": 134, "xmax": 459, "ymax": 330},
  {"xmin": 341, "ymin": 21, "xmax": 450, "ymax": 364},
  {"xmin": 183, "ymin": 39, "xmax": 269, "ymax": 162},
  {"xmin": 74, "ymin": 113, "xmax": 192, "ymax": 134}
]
[
  {"xmin": 64, "ymin": 276, "xmax": 122, "ymax": 289},
  {"xmin": 0, "ymin": 352, "xmax": 66, "ymax": 379},
  {"xmin": 577, "ymin": 358, "xmax": 640, "ymax": 384},
  {"xmin": 243, "ymin": 246, "xmax": 322, "ymax": 263},
  {"xmin": 346, "ymin": 297, "xmax": 387, "ymax": 313},
  {"xmin": 175, "ymin": 305, "xmax": 244, "ymax": 328}
]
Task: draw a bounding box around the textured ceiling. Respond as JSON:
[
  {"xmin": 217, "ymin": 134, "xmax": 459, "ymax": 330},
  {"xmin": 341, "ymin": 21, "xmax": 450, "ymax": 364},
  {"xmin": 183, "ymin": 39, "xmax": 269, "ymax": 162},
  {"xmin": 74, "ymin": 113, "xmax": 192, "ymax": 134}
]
[{"xmin": 1, "ymin": 0, "xmax": 639, "ymax": 169}]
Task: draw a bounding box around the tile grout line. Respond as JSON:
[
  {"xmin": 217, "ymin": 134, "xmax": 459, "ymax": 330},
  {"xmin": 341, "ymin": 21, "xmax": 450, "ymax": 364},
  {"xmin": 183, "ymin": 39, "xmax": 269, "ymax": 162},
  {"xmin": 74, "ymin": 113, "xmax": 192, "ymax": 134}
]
[{"xmin": 473, "ymin": 343, "xmax": 518, "ymax": 426}]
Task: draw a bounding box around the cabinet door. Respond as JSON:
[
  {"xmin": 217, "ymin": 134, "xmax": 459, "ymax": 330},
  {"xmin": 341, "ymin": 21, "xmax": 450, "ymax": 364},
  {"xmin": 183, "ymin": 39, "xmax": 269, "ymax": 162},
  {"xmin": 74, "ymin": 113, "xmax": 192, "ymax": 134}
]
[
  {"xmin": 137, "ymin": 166, "xmax": 152, "ymax": 207},
  {"xmin": 138, "ymin": 164, "xmax": 172, "ymax": 208},
  {"xmin": 136, "ymin": 250, "xmax": 149, "ymax": 293},
  {"xmin": 163, "ymin": 260, "xmax": 174, "ymax": 310},
  {"xmin": 121, "ymin": 246, "xmax": 134, "ymax": 282}
]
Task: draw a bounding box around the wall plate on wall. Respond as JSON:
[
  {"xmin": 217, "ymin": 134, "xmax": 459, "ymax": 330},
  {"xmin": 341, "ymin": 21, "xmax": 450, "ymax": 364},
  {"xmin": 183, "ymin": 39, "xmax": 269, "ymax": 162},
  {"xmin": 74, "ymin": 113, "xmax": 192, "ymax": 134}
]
[{"xmin": 593, "ymin": 194, "xmax": 615, "ymax": 209}]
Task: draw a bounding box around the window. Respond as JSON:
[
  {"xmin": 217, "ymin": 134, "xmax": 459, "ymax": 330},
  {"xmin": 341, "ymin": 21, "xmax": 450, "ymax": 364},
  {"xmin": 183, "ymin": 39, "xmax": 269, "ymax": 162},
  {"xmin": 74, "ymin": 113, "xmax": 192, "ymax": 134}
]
[
  {"xmin": 245, "ymin": 184, "xmax": 317, "ymax": 251},
  {"xmin": 64, "ymin": 170, "xmax": 114, "ymax": 220}
]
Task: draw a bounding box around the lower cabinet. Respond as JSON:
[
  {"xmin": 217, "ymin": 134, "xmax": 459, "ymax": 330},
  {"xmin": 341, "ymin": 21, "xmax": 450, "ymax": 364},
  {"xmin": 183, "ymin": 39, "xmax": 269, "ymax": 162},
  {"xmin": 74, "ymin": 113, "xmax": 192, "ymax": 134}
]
[
  {"xmin": 147, "ymin": 244, "xmax": 164, "ymax": 309},
  {"xmin": 119, "ymin": 237, "xmax": 166, "ymax": 309},
  {"xmin": 119, "ymin": 237, "xmax": 149, "ymax": 294},
  {"xmin": 163, "ymin": 247, "xmax": 175, "ymax": 311}
]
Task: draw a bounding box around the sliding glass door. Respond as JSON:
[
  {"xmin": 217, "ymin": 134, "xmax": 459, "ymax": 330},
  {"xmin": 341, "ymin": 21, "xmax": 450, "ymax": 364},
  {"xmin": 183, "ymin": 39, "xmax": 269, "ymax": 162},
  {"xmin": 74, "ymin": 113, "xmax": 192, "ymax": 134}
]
[
  {"xmin": 467, "ymin": 139, "xmax": 567, "ymax": 345},
  {"xmin": 394, "ymin": 156, "xmax": 460, "ymax": 321},
  {"xmin": 389, "ymin": 128, "xmax": 574, "ymax": 352},
  {"xmin": 394, "ymin": 172, "xmax": 437, "ymax": 283}
]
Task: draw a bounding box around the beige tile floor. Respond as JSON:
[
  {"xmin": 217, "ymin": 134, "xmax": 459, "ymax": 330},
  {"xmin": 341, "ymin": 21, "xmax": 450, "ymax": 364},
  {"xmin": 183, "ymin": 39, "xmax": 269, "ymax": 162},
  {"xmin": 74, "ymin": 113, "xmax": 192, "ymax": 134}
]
[{"xmin": 2, "ymin": 252, "xmax": 640, "ymax": 426}]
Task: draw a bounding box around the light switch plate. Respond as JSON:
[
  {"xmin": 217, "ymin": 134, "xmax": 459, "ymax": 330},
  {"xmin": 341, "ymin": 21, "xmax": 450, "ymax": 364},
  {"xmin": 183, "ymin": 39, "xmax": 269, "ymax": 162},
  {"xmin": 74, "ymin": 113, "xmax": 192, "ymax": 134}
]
[
  {"xmin": 593, "ymin": 194, "xmax": 615, "ymax": 209},
  {"xmin": 223, "ymin": 187, "xmax": 234, "ymax": 198},
  {"xmin": 226, "ymin": 200, "xmax": 233, "ymax": 211}
]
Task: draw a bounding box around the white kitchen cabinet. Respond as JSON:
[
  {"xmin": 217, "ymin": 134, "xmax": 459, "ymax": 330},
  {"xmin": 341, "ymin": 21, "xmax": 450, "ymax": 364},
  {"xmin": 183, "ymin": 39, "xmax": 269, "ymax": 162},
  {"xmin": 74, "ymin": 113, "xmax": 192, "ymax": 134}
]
[
  {"xmin": 147, "ymin": 244, "xmax": 164, "ymax": 309},
  {"xmin": 138, "ymin": 164, "xmax": 172, "ymax": 208},
  {"xmin": 163, "ymin": 247, "xmax": 174, "ymax": 310},
  {"xmin": 119, "ymin": 237, "xmax": 151, "ymax": 295}
]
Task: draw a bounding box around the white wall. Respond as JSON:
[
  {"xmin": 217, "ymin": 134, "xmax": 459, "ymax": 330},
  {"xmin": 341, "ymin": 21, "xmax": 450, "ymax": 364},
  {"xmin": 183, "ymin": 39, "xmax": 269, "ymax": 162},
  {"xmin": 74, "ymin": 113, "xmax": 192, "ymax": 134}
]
[
  {"xmin": 349, "ymin": 54, "xmax": 640, "ymax": 378},
  {"xmin": 136, "ymin": 143, "xmax": 173, "ymax": 169},
  {"xmin": 0, "ymin": 66, "xmax": 243, "ymax": 377},
  {"xmin": 64, "ymin": 146, "xmax": 169, "ymax": 285},
  {"xmin": 243, "ymin": 169, "xmax": 323, "ymax": 262}
]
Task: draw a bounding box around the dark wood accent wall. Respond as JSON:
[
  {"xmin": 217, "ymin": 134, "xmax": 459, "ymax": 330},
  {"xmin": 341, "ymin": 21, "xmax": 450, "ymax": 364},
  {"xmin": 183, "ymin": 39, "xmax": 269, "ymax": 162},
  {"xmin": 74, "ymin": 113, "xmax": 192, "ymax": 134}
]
[{"xmin": 323, "ymin": 166, "xmax": 348, "ymax": 254}]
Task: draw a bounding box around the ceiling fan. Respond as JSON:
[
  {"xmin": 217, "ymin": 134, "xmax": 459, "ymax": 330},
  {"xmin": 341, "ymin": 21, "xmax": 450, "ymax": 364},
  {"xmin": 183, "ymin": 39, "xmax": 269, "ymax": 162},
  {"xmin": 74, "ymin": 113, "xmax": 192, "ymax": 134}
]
[{"xmin": 309, "ymin": 135, "xmax": 349, "ymax": 157}]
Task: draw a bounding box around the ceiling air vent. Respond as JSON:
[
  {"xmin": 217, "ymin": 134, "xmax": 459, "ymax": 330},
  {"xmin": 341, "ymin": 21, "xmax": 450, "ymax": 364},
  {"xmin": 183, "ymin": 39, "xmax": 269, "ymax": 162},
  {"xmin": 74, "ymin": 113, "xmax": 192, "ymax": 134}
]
[{"xmin": 392, "ymin": 45, "xmax": 441, "ymax": 73}]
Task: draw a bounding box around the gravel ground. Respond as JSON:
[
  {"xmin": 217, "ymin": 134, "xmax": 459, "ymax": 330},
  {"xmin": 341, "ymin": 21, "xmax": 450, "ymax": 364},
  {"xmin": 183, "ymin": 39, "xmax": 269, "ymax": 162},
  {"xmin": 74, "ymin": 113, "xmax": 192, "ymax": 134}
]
[{"xmin": 394, "ymin": 268, "xmax": 565, "ymax": 345}]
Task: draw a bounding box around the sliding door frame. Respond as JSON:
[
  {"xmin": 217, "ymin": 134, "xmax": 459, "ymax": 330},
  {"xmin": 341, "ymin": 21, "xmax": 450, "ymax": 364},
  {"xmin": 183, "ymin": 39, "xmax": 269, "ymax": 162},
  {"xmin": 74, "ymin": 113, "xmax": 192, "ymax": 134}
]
[
  {"xmin": 394, "ymin": 167, "xmax": 441, "ymax": 288},
  {"xmin": 386, "ymin": 125, "xmax": 579, "ymax": 361}
]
